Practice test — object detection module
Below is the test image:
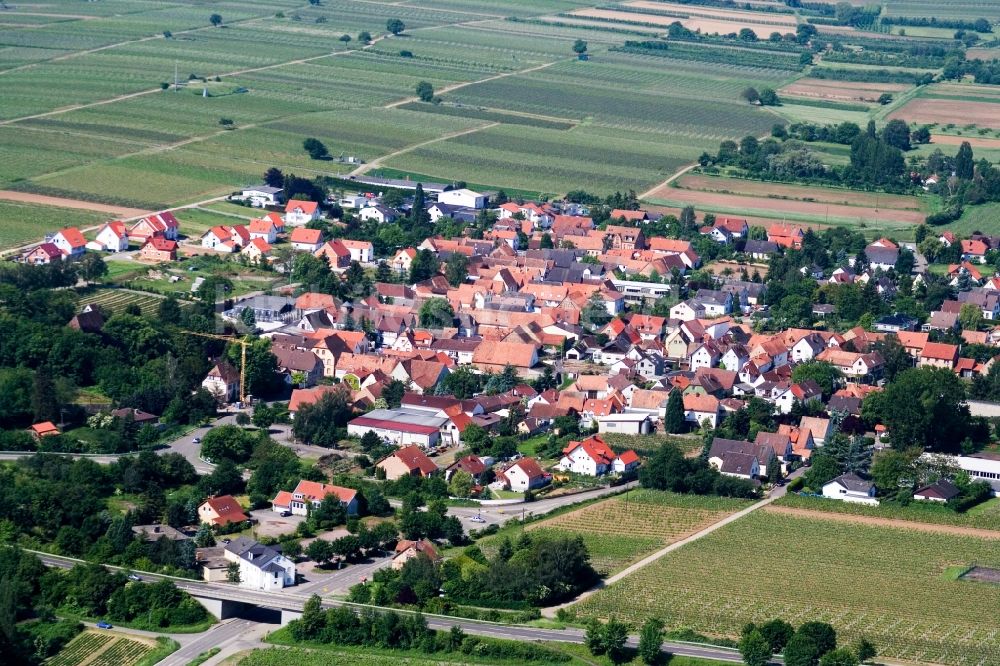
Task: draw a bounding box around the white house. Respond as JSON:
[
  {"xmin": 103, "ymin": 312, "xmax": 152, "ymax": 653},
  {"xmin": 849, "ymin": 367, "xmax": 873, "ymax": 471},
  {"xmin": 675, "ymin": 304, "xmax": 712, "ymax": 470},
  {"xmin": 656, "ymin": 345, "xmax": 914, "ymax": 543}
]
[
  {"xmin": 438, "ymin": 188, "xmax": 487, "ymax": 209},
  {"xmin": 271, "ymin": 480, "xmax": 359, "ymax": 516},
  {"xmin": 224, "ymin": 537, "xmax": 296, "ymax": 591},
  {"xmin": 500, "ymin": 458, "xmax": 549, "ymax": 492},
  {"xmin": 822, "ymin": 473, "xmax": 878, "ymax": 505},
  {"xmin": 88, "ymin": 221, "xmax": 130, "ymax": 252},
  {"xmin": 284, "ymin": 199, "xmax": 321, "ymax": 226},
  {"xmin": 558, "ymin": 436, "xmax": 616, "ymax": 476},
  {"xmin": 238, "ymin": 186, "xmax": 284, "ymax": 207},
  {"xmin": 340, "ymin": 239, "xmax": 374, "ymax": 264},
  {"xmin": 612, "ymin": 450, "xmax": 640, "ymax": 475},
  {"xmin": 51, "ymin": 227, "xmax": 87, "ymax": 258},
  {"xmin": 202, "ymin": 362, "xmax": 240, "ymax": 404},
  {"xmin": 248, "ymin": 218, "xmax": 279, "ymax": 243},
  {"xmin": 359, "ymin": 204, "xmax": 400, "ymax": 224}
]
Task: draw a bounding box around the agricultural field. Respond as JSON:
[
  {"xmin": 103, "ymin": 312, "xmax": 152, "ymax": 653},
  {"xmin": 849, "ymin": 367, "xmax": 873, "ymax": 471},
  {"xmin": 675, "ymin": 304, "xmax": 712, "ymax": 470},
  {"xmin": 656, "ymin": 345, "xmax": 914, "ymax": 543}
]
[
  {"xmin": 48, "ymin": 631, "xmax": 156, "ymax": 666},
  {"xmin": 774, "ymin": 494, "xmax": 1000, "ymax": 533},
  {"xmin": 889, "ymin": 83, "xmax": 1000, "ymax": 131},
  {"xmin": 79, "ymin": 288, "xmax": 166, "ymax": 316},
  {"xmin": 0, "ymin": 200, "xmax": 107, "ymax": 252},
  {"xmin": 574, "ymin": 511, "xmax": 1000, "ymax": 665},
  {"xmin": 524, "ymin": 490, "xmax": 749, "ymax": 575},
  {"xmin": 645, "ymin": 175, "xmax": 928, "ymax": 238},
  {"xmin": 779, "ymin": 78, "xmax": 910, "ymax": 105},
  {"xmin": 564, "ymin": 1, "xmax": 798, "ymax": 36}
]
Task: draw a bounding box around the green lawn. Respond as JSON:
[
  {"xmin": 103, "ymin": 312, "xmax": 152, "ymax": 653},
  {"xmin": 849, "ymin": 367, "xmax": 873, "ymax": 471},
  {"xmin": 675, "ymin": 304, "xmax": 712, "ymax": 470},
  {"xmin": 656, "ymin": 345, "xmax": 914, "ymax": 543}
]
[{"xmin": 0, "ymin": 201, "xmax": 107, "ymax": 252}]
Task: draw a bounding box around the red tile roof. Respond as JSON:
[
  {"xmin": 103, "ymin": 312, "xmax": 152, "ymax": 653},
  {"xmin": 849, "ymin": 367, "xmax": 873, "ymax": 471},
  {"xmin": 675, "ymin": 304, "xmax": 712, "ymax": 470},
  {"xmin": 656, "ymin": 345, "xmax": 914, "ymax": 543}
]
[
  {"xmin": 286, "ymin": 199, "xmax": 318, "ymax": 214},
  {"xmin": 387, "ymin": 445, "xmax": 439, "ymax": 475},
  {"xmin": 201, "ymin": 495, "xmax": 248, "ymax": 525}
]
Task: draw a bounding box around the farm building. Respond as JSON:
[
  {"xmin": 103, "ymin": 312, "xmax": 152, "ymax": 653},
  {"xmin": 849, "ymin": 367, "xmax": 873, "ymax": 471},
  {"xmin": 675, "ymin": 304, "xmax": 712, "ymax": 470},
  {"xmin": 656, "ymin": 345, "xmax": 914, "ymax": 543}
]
[{"xmin": 347, "ymin": 408, "xmax": 448, "ymax": 448}]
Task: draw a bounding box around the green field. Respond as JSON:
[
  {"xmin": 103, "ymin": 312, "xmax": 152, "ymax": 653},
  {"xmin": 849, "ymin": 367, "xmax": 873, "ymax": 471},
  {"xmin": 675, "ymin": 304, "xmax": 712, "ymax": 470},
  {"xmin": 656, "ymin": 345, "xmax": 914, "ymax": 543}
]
[
  {"xmin": 574, "ymin": 511, "xmax": 1000, "ymax": 665},
  {"xmin": 776, "ymin": 494, "xmax": 1000, "ymax": 532},
  {"xmin": 0, "ymin": 201, "xmax": 107, "ymax": 252},
  {"xmin": 47, "ymin": 631, "xmax": 157, "ymax": 666},
  {"xmin": 0, "ymin": 0, "xmax": 802, "ymax": 204},
  {"xmin": 79, "ymin": 288, "xmax": 166, "ymax": 316}
]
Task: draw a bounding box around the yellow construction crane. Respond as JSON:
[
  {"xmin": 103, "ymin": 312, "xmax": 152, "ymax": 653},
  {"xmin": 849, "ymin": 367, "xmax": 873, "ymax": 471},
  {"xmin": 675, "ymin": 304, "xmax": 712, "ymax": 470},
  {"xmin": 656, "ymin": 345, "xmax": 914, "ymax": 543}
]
[{"xmin": 183, "ymin": 330, "xmax": 253, "ymax": 404}]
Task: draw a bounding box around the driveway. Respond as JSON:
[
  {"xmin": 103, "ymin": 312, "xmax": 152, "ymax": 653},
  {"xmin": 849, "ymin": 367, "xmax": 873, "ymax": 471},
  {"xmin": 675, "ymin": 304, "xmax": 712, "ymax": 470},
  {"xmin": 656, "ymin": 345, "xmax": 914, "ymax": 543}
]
[{"xmin": 249, "ymin": 509, "xmax": 305, "ymax": 539}]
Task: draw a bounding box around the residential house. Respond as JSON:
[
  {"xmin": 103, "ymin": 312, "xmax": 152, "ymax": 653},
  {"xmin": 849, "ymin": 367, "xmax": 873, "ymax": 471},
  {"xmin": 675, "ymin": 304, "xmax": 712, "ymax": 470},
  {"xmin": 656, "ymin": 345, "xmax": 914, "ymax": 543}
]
[
  {"xmin": 241, "ymin": 238, "xmax": 272, "ymax": 265},
  {"xmin": 314, "ymin": 240, "xmax": 351, "ymax": 271},
  {"xmin": 271, "ymin": 480, "xmax": 359, "ymax": 516},
  {"xmin": 499, "ymin": 457, "xmax": 550, "ymax": 492},
  {"xmin": 248, "ymin": 218, "xmax": 279, "ymax": 243},
  {"xmin": 376, "ymin": 445, "xmax": 440, "ymax": 480},
  {"xmin": 289, "ymin": 227, "xmax": 323, "ymax": 252},
  {"xmin": 224, "ymin": 537, "xmax": 295, "ymax": 591},
  {"xmin": 962, "ymin": 239, "xmax": 989, "ymax": 264},
  {"xmin": 284, "ymin": 199, "xmax": 321, "ymax": 226},
  {"xmin": 596, "ymin": 412, "xmax": 653, "ymax": 435},
  {"xmin": 683, "ymin": 393, "xmax": 721, "ymax": 428},
  {"xmin": 89, "ymin": 221, "xmax": 130, "ymax": 252},
  {"xmin": 743, "ymin": 239, "xmax": 778, "ymax": 260},
  {"xmin": 774, "ymin": 380, "xmax": 823, "ymax": 415},
  {"xmin": 22, "ymin": 243, "xmax": 62, "ymax": 265},
  {"xmin": 913, "ymin": 479, "xmax": 961, "ymax": 502},
  {"xmin": 29, "ymin": 422, "xmax": 60, "ymax": 439},
  {"xmin": 198, "ymin": 495, "xmax": 249, "ymax": 526},
  {"xmin": 822, "ymin": 473, "xmax": 878, "ymax": 505},
  {"xmin": 138, "ymin": 236, "xmax": 178, "ymax": 262},
  {"xmin": 51, "ymin": 227, "xmax": 86, "ymax": 258},
  {"xmin": 918, "ymin": 342, "xmax": 959, "ymax": 370},
  {"xmin": 202, "ymin": 362, "xmax": 240, "ymax": 404},
  {"xmin": 128, "ymin": 212, "xmax": 179, "ymax": 243},
  {"xmin": 341, "ymin": 239, "xmax": 374, "ymax": 264},
  {"xmin": 767, "ymin": 224, "xmax": 804, "ymax": 249},
  {"xmin": 359, "ymin": 204, "xmax": 400, "ymax": 224},
  {"xmin": 392, "ymin": 248, "xmax": 417, "ymax": 275},
  {"xmin": 392, "ymin": 539, "xmax": 441, "ymax": 570}
]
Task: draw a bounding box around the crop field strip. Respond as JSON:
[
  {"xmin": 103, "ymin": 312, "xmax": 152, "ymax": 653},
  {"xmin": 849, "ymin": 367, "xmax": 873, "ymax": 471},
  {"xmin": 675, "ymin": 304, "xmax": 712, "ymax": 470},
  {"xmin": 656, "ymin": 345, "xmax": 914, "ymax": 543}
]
[
  {"xmin": 574, "ymin": 511, "xmax": 1000, "ymax": 665},
  {"xmin": 80, "ymin": 289, "xmax": 169, "ymax": 317},
  {"xmin": 47, "ymin": 632, "xmax": 116, "ymax": 666}
]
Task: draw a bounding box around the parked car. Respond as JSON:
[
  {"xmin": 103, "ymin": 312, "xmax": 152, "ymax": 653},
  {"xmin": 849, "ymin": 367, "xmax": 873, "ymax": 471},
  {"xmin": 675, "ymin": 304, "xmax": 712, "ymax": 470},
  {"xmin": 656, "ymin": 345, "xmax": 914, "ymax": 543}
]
[
  {"xmin": 192, "ymin": 437, "xmax": 201, "ymax": 444},
  {"xmin": 96, "ymin": 621, "xmax": 113, "ymax": 629},
  {"xmin": 128, "ymin": 574, "xmax": 141, "ymax": 581},
  {"xmin": 469, "ymin": 515, "xmax": 486, "ymax": 523},
  {"xmin": 280, "ymin": 511, "xmax": 292, "ymax": 517}
]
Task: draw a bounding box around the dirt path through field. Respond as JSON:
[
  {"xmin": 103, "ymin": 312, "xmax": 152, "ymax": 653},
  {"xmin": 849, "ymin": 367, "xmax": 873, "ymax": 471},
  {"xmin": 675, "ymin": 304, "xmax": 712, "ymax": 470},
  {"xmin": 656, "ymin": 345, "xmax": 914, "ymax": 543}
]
[
  {"xmin": 931, "ymin": 134, "xmax": 1000, "ymax": 149},
  {"xmin": 765, "ymin": 505, "xmax": 1000, "ymax": 539},
  {"xmin": 0, "ymin": 190, "xmax": 151, "ymax": 217},
  {"xmin": 349, "ymin": 122, "xmax": 500, "ymax": 176},
  {"xmin": 542, "ymin": 496, "xmax": 775, "ymax": 617}
]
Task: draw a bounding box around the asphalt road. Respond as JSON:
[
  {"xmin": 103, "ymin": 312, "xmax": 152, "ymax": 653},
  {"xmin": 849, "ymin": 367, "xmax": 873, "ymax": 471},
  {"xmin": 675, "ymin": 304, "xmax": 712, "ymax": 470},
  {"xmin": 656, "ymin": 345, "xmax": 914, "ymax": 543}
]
[{"xmin": 33, "ymin": 550, "xmax": 750, "ymax": 664}]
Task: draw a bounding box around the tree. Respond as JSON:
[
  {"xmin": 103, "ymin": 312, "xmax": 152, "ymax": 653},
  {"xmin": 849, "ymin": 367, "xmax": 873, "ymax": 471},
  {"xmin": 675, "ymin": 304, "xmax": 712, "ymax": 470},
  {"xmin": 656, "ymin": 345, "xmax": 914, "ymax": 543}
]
[
  {"xmin": 759, "ymin": 88, "xmax": 780, "ymax": 105},
  {"xmin": 862, "ymin": 367, "xmax": 975, "ymax": 453},
  {"xmin": 955, "ymin": 141, "xmax": 974, "ymax": 180},
  {"xmin": 226, "ymin": 561, "xmax": 240, "ymax": 582},
  {"xmin": 877, "ymin": 93, "xmax": 893, "ymax": 105},
  {"xmin": 209, "ymin": 13, "xmax": 223, "ymax": 27},
  {"xmin": 383, "ymin": 378, "xmax": 406, "ymax": 408},
  {"xmin": 448, "ymin": 470, "xmax": 474, "ymax": 498},
  {"xmin": 791, "ymin": 361, "xmax": 842, "ymax": 398},
  {"xmin": 32, "ymin": 366, "xmax": 61, "ymax": 424},
  {"xmin": 784, "ymin": 634, "xmax": 822, "ymax": 666},
  {"xmin": 638, "ymin": 618, "xmax": 664, "ymax": 665},
  {"xmin": 445, "ymin": 252, "xmax": 469, "ymax": 287},
  {"xmin": 664, "ymin": 389, "xmax": 686, "ymax": 433},
  {"xmin": 303, "ymin": 137, "xmax": 329, "ymax": 160},
  {"xmin": 820, "ymin": 649, "xmax": 859, "ymax": 666},
  {"xmin": 263, "ymin": 167, "xmax": 284, "ymax": 188},
  {"xmin": 804, "ymin": 451, "xmax": 842, "ymax": 491},
  {"xmin": 219, "ymin": 117, "xmax": 235, "ymax": 129},
  {"xmin": 358, "ymin": 30, "xmax": 372, "ymax": 43},
  {"xmin": 759, "ymin": 618, "xmax": 795, "ymax": 653},
  {"xmin": 742, "ymin": 87, "xmax": 760, "ymax": 103},
  {"xmin": 415, "ymin": 81, "xmax": 434, "ymax": 102},
  {"xmin": 582, "ymin": 291, "xmax": 611, "ymax": 331},
  {"xmin": 201, "ymin": 425, "xmax": 257, "ymax": 464},
  {"xmin": 740, "ymin": 630, "xmax": 773, "ymax": 666},
  {"xmin": 386, "ymin": 18, "xmax": 405, "ymax": 35},
  {"xmin": 306, "ymin": 538, "xmax": 334, "ymax": 566},
  {"xmin": 882, "ymin": 119, "xmax": 911, "ymax": 151},
  {"xmin": 409, "ymin": 248, "xmax": 437, "ymax": 283},
  {"xmin": 419, "ymin": 297, "xmax": 454, "ymax": 328},
  {"xmin": 603, "ymin": 617, "xmax": 629, "ymax": 664},
  {"xmin": 960, "ymin": 302, "xmax": 983, "ymax": 330},
  {"xmin": 797, "ymin": 622, "xmax": 837, "ymax": 656},
  {"xmin": 739, "ymin": 27, "xmax": 758, "ymax": 41},
  {"xmin": 251, "ymin": 404, "xmax": 275, "ymax": 430},
  {"xmin": 339, "ymin": 33, "xmax": 351, "ymax": 43},
  {"xmin": 573, "ymin": 39, "xmax": 588, "ymax": 55}
]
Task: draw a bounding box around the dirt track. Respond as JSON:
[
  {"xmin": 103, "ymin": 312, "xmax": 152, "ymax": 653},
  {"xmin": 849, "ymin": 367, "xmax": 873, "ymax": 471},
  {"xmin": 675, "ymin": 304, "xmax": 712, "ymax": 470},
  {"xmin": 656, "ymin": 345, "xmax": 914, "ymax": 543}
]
[
  {"xmin": 0, "ymin": 190, "xmax": 150, "ymax": 217},
  {"xmin": 766, "ymin": 505, "xmax": 1000, "ymax": 540}
]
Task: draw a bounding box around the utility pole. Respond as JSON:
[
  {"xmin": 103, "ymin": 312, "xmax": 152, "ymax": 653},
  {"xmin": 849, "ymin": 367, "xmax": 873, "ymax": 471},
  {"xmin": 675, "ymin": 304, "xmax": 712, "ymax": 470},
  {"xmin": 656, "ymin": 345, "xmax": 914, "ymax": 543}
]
[{"xmin": 174, "ymin": 60, "xmax": 178, "ymax": 92}]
